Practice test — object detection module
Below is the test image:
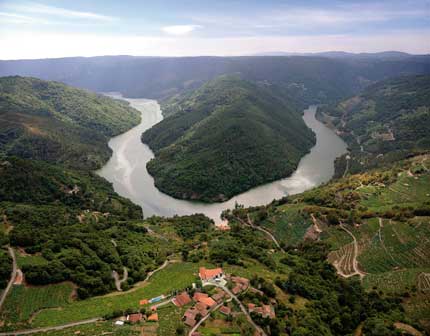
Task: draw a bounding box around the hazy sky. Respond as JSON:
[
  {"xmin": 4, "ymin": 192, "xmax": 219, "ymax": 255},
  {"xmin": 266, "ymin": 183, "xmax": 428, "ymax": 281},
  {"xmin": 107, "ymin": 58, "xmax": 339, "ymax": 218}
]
[{"xmin": 0, "ymin": 0, "xmax": 429, "ymax": 59}]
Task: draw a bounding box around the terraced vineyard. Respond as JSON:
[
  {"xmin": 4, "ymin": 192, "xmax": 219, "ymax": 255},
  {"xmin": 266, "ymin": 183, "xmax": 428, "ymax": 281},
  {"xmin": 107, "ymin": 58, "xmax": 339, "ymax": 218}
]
[
  {"xmin": 418, "ymin": 272, "xmax": 430, "ymax": 292},
  {"xmin": 327, "ymin": 242, "xmax": 356, "ymax": 276}
]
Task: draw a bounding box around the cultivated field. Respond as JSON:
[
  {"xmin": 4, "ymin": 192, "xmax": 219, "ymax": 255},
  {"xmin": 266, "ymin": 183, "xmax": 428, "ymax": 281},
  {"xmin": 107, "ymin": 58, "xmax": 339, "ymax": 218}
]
[{"xmin": 0, "ymin": 282, "xmax": 74, "ymax": 328}]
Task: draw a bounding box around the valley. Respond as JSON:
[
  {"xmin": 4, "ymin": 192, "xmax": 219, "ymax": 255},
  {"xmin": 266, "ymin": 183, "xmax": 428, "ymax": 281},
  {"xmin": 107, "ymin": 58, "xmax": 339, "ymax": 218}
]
[{"xmin": 0, "ymin": 55, "xmax": 429, "ymax": 336}]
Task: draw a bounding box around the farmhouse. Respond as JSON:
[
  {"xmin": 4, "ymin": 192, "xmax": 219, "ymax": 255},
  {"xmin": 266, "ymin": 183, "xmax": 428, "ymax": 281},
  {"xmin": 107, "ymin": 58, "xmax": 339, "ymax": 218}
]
[
  {"xmin": 199, "ymin": 267, "xmax": 223, "ymax": 281},
  {"xmin": 127, "ymin": 313, "xmax": 143, "ymax": 323}
]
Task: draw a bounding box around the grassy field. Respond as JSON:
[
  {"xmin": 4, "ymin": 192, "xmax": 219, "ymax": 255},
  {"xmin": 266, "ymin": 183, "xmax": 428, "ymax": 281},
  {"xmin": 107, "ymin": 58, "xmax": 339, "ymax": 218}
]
[
  {"xmin": 16, "ymin": 252, "xmax": 48, "ymax": 268},
  {"xmin": 0, "ymin": 282, "xmax": 74, "ymax": 328},
  {"xmin": 197, "ymin": 310, "xmax": 251, "ymax": 336},
  {"xmin": 30, "ymin": 262, "xmax": 197, "ymax": 328}
]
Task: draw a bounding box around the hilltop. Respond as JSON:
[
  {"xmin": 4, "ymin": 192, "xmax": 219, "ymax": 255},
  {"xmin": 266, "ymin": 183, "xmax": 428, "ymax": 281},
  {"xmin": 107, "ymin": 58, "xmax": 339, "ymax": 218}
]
[
  {"xmin": 0, "ymin": 76, "xmax": 140, "ymax": 170},
  {"xmin": 142, "ymin": 75, "xmax": 315, "ymax": 202}
]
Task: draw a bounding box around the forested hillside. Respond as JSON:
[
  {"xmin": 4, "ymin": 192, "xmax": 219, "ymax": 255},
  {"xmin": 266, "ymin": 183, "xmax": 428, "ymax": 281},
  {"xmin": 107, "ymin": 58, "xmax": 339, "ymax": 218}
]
[
  {"xmin": 142, "ymin": 75, "xmax": 315, "ymax": 202},
  {"xmin": 318, "ymin": 75, "xmax": 430, "ymax": 176},
  {"xmin": 0, "ymin": 76, "xmax": 140, "ymax": 170}
]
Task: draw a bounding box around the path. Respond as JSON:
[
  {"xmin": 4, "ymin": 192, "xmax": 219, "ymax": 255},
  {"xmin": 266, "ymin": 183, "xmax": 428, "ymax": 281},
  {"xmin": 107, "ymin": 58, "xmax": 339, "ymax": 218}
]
[
  {"xmin": 234, "ymin": 215, "xmax": 284, "ymax": 252},
  {"xmin": 338, "ymin": 224, "xmax": 365, "ymax": 279},
  {"xmin": 0, "ymin": 246, "xmax": 17, "ymax": 311},
  {"xmin": 0, "ymin": 318, "xmax": 101, "ymax": 336},
  {"xmin": 112, "ymin": 267, "xmax": 128, "ymax": 291}
]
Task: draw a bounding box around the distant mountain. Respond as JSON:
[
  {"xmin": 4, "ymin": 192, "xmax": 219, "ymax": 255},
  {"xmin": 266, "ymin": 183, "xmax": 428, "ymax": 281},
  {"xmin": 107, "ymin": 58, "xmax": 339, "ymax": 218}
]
[
  {"xmin": 0, "ymin": 76, "xmax": 140, "ymax": 170},
  {"xmin": 252, "ymin": 51, "xmax": 420, "ymax": 60},
  {"xmin": 1, "ymin": 55, "xmax": 430, "ymax": 105},
  {"xmin": 141, "ymin": 75, "xmax": 315, "ymax": 202},
  {"xmin": 318, "ymin": 74, "xmax": 430, "ymax": 176}
]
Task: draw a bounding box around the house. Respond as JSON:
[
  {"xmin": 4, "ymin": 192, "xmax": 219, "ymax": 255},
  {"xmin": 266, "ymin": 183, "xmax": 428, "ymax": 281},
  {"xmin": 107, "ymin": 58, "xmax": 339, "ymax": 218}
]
[
  {"xmin": 173, "ymin": 292, "xmax": 192, "ymax": 307},
  {"xmin": 193, "ymin": 292, "xmax": 209, "ymax": 301},
  {"xmin": 193, "ymin": 292, "xmax": 216, "ymax": 308},
  {"xmin": 219, "ymin": 305, "xmax": 231, "ymax": 316},
  {"xmin": 199, "ymin": 267, "xmax": 223, "ymax": 281},
  {"xmin": 127, "ymin": 313, "xmax": 143, "ymax": 323},
  {"xmin": 231, "ymin": 276, "xmax": 249, "ymax": 294},
  {"xmin": 183, "ymin": 308, "xmax": 199, "ymax": 327},
  {"xmin": 139, "ymin": 299, "xmax": 149, "ymax": 305},
  {"xmin": 195, "ymin": 302, "xmax": 210, "ymax": 316},
  {"xmin": 114, "ymin": 320, "xmax": 124, "ymax": 326},
  {"xmin": 248, "ymin": 304, "xmax": 276, "ymax": 319},
  {"xmin": 147, "ymin": 313, "xmax": 159, "ymax": 322},
  {"xmin": 212, "ymin": 288, "xmax": 226, "ymax": 302}
]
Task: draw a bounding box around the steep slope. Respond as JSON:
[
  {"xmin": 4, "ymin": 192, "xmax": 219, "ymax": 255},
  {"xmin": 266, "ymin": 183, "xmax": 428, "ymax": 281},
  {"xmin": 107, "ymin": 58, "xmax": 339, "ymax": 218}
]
[
  {"xmin": 142, "ymin": 75, "xmax": 315, "ymax": 202},
  {"xmin": 226, "ymin": 154, "xmax": 430, "ymax": 332},
  {"xmin": 318, "ymin": 75, "xmax": 430, "ymax": 176},
  {"xmin": 0, "ymin": 76, "xmax": 140, "ymax": 170}
]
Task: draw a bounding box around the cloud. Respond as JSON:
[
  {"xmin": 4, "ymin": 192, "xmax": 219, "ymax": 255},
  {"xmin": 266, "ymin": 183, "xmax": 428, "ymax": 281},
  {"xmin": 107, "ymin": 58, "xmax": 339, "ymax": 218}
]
[
  {"xmin": 161, "ymin": 25, "xmax": 202, "ymax": 36},
  {"xmin": 190, "ymin": 2, "xmax": 428, "ymax": 34},
  {"xmin": 4, "ymin": 2, "xmax": 118, "ymax": 22}
]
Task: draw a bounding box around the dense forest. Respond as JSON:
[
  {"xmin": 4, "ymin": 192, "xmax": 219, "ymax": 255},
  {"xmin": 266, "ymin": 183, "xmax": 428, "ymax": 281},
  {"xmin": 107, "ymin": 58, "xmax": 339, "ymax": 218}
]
[
  {"xmin": 142, "ymin": 75, "xmax": 315, "ymax": 202},
  {"xmin": 0, "ymin": 76, "xmax": 140, "ymax": 170}
]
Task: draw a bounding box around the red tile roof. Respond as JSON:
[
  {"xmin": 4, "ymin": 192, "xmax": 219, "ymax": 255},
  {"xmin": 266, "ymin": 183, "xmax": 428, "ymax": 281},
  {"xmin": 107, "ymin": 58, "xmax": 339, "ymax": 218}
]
[
  {"xmin": 139, "ymin": 299, "xmax": 149, "ymax": 305},
  {"xmin": 128, "ymin": 313, "xmax": 143, "ymax": 323},
  {"xmin": 193, "ymin": 292, "xmax": 209, "ymax": 301},
  {"xmin": 199, "ymin": 267, "xmax": 223, "ymax": 280},
  {"xmin": 219, "ymin": 306, "xmax": 231, "ymax": 315},
  {"xmin": 173, "ymin": 292, "xmax": 192, "ymax": 307},
  {"xmin": 147, "ymin": 313, "xmax": 159, "ymax": 322}
]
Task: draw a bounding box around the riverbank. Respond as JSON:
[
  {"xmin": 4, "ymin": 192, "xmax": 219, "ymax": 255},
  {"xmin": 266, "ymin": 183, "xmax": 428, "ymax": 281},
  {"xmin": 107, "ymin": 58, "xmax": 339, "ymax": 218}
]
[{"xmin": 98, "ymin": 98, "xmax": 347, "ymax": 223}]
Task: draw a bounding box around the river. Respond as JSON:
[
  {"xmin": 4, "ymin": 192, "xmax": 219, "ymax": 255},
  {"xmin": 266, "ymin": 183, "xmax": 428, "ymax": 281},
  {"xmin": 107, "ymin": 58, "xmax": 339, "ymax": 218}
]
[{"xmin": 97, "ymin": 94, "xmax": 347, "ymax": 223}]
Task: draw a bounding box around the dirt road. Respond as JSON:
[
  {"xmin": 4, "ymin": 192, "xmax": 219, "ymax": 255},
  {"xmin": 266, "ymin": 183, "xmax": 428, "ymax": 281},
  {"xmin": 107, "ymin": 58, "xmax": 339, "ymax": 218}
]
[{"xmin": 0, "ymin": 318, "xmax": 101, "ymax": 336}]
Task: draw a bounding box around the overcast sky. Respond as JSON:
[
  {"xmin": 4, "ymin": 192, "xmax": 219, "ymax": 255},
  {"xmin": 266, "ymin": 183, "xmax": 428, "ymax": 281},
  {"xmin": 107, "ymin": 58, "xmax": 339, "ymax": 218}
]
[{"xmin": 0, "ymin": 0, "xmax": 429, "ymax": 59}]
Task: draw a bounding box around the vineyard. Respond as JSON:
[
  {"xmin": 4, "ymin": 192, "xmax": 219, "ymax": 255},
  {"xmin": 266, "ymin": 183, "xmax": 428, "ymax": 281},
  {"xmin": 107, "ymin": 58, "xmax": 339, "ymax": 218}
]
[
  {"xmin": 327, "ymin": 242, "xmax": 357, "ymax": 277},
  {"xmin": 418, "ymin": 272, "xmax": 430, "ymax": 292},
  {"xmin": 0, "ymin": 282, "xmax": 74, "ymax": 328},
  {"xmin": 358, "ymin": 217, "xmax": 430, "ymax": 274}
]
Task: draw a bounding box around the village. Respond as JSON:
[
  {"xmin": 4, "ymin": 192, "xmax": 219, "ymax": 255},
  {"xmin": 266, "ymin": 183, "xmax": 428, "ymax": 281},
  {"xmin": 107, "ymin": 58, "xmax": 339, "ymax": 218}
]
[{"xmin": 113, "ymin": 266, "xmax": 277, "ymax": 336}]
